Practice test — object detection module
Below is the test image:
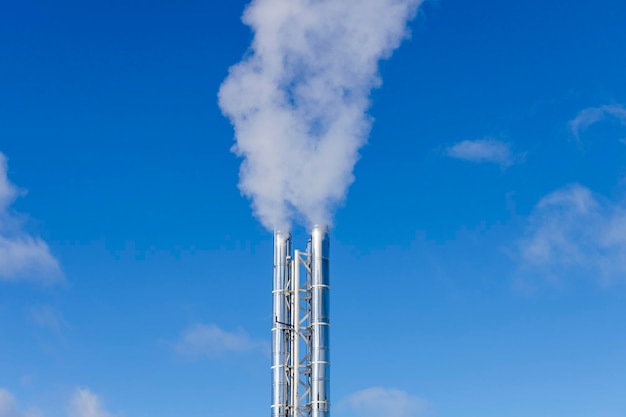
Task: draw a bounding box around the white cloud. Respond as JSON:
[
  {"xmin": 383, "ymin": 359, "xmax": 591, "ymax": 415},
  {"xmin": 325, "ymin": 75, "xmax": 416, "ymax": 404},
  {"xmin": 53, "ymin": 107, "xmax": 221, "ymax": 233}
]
[
  {"xmin": 0, "ymin": 389, "xmax": 20, "ymax": 417},
  {"xmin": 68, "ymin": 389, "xmax": 114, "ymax": 417},
  {"xmin": 518, "ymin": 184, "xmax": 626, "ymax": 286},
  {"xmin": 338, "ymin": 387, "xmax": 427, "ymax": 417},
  {"xmin": 0, "ymin": 388, "xmax": 114, "ymax": 417},
  {"xmin": 175, "ymin": 323, "xmax": 266, "ymax": 358},
  {"xmin": 0, "ymin": 152, "xmax": 62, "ymax": 284},
  {"xmin": 28, "ymin": 306, "xmax": 69, "ymax": 334},
  {"xmin": 0, "ymin": 236, "xmax": 62, "ymax": 284},
  {"xmin": 569, "ymin": 104, "xmax": 626, "ymax": 140},
  {"xmin": 445, "ymin": 139, "xmax": 519, "ymax": 168},
  {"xmin": 0, "ymin": 389, "xmax": 42, "ymax": 417}
]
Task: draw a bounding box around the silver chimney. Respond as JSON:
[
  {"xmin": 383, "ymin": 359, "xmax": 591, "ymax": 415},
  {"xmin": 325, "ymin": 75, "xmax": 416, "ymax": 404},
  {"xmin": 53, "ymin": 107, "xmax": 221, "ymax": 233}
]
[
  {"xmin": 272, "ymin": 231, "xmax": 292, "ymax": 417},
  {"xmin": 272, "ymin": 225, "xmax": 330, "ymax": 417},
  {"xmin": 310, "ymin": 225, "xmax": 330, "ymax": 417}
]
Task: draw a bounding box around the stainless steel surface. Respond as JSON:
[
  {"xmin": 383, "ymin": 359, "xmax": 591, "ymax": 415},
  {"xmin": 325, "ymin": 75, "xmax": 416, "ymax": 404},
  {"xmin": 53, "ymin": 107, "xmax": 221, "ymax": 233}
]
[
  {"xmin": 272, "ymin": 227, "xmax": 330, "ymax": 417},
  {"xmin": 272, "ymin": 230, "xmax": 292, "ymax": 417},
  {"xmin": 310, "ymin": 225, "xmax": 330, "ymax": 417}
]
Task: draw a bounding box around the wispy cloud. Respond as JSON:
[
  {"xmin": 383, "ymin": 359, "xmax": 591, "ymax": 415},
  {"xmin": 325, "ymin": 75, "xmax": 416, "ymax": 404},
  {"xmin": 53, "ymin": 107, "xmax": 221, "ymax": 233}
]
[
  {"xmin": 569, "ymin": 104, "xmax": 626, "ymax": 140},
  {"xmin": 518, "ymin": 184, "xmax": 626, "ymax": 287},
  {"xmin": 338, "ymin": 387, "xmax": 428, "ymax": 417},
  {"xmin": 445, "ymin": 139, "xmax": 520, "ymax": 168},
  {"xmin": 175, "ymin": 323, "xmax": 267, "ymax": 358},
  {"xmin": 68, "ymin": 388, "xmax": 115, "ymax": 417},
  {"xmin": 0, "ymin": 152, "xmax": 62, "ymax": 284},
  {"xmin": 28, "ymin": 306, "xmax": 70, "ymax": 334},
  {"xmin": 0, "ymin": 388, "xmax": 42, "ymax": 417},
  {"xmin": 0, "ymin": 237, "xmax": 61, "ymax": 284},
  {"xmin": 0, "ymin": 388, "xmax": 115, "ymax": 417}
]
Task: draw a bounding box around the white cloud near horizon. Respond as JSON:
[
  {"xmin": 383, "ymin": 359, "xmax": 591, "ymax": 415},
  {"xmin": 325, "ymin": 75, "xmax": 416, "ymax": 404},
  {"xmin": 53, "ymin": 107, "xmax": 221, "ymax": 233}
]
[
  {"xmin": 338, "ymin": 387, "xmax": 427, "ymax": 417},
  {"xmin": 0, "ymin": 388, "xmax": 114, "ymax": 417},
  {"xmin": 445, "ymin": 139, "xmax": 519, "ymax": 168},
  {"xmin": 68, "ymin": 388, "xmax": 115, "ymax": 417},
  {"xmin": 0, "ymin": 152, "xmax": 62, "ymax": 284},
  {"xmin": 569, "ymin": 104, "xmax": 626, "ymax": 140},
  {"xmin": 0, "ymin": 389, "xmax": 42, "ymax": 417},
  {"xmin": 175, "ymin": 323, "xmax": 267, "ymax": 358},
  {"xmin": 519, "ymin": 184, "xmax": 626, "ymax": 287}
]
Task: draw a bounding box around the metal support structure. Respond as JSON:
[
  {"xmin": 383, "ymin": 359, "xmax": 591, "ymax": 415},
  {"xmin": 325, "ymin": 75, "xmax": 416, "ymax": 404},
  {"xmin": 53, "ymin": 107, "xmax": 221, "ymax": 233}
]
[
  {"xmin": 272, "ymin": 226, "xmax": 330, "ymax": 417},
  {"xmin": 291, "ymin": 250, "xmax": 300, "ymax": 416}
]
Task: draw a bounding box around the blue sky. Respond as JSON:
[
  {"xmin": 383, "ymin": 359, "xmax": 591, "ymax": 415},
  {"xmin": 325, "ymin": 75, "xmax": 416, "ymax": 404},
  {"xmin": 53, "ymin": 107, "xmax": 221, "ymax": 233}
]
[{"xmin": 1, "ymin": 0, "xmax": 626, "ymax": 416}]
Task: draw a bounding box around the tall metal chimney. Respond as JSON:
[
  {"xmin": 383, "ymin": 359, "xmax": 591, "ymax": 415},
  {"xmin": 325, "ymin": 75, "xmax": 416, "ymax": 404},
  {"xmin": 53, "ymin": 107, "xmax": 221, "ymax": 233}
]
[
  {"xmin": 272, "ymin": 226, "xmax": 330, "ymax": 417},
  {"xmin": 310, "ymin": 225, "xmax": 330, "ymax": 417},
  {"xmin": 272, "ymin": 231, "xmax": 292, "ymax": 417}
]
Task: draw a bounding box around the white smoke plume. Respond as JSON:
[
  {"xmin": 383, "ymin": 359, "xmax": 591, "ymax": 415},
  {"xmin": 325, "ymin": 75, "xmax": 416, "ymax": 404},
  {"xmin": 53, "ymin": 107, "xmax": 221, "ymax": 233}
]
[{"xmin": 219, "ymin": 0, "xmax": 422, "ymax": 230}]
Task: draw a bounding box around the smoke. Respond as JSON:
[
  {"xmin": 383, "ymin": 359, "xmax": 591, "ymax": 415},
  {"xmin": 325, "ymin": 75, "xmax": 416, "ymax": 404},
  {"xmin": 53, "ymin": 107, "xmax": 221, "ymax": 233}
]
[{"xmin": 219, "ymin": 0, "xmax": 422, "ymax": 230}]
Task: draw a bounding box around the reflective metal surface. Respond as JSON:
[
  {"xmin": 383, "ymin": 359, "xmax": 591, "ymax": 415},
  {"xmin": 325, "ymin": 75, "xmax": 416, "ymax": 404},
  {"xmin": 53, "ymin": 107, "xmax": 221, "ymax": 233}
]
[
  {"xmin": 310, "ymin": 225, "xmax": 330, "ymax": 417},
  {"xmin": 271, "ymin": 226, "xmax": 330, "ymax": 417},
  {"xmin": 272, "ymin": 230, "xmax": 292, "ymax": 417}
]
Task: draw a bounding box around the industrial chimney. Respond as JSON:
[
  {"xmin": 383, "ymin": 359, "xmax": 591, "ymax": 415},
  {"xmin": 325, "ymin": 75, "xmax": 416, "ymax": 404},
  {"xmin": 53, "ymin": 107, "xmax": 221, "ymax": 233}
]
[{"xmin": 272, "ymin": 226, "xmax": 330, "ymax": 417}]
